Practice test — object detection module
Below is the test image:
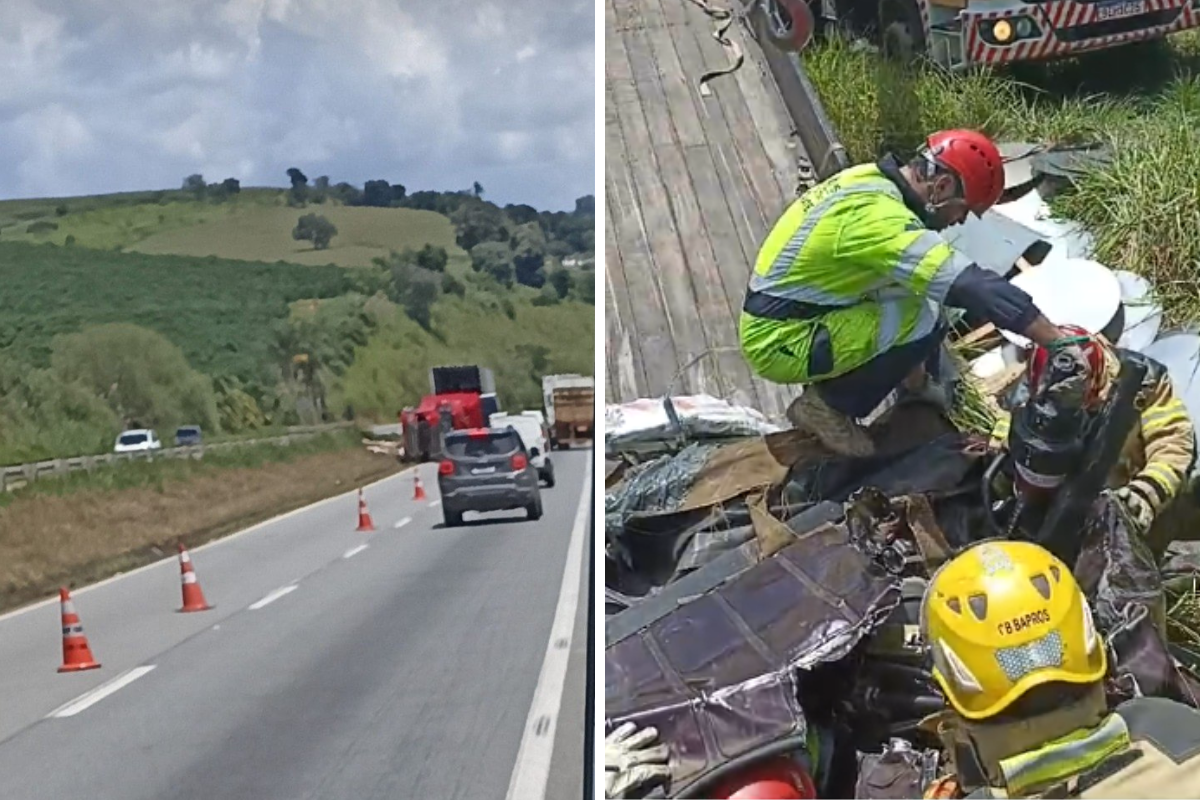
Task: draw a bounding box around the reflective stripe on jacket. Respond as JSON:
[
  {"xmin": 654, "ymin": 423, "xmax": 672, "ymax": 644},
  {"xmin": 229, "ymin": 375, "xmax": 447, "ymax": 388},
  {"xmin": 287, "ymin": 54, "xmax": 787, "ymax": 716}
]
[{"xmin": 748, "ymin": 162, "xmax": 973, "ymax": 310}]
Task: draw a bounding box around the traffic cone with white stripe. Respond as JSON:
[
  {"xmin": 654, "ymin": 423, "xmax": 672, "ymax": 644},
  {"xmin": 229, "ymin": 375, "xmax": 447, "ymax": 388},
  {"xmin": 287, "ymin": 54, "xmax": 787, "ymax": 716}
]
[
  {"xmin": 413, "ymin": 474, "xmax": 427, "ymax": 501},
  {"xmin": 356, "ymin": 488, "xmax": 376, "ymax": 532},
  {"xmin": 177, "ymin": 543, "xmax": 212, "ymax": 612},
  {"xmin": 58, "ymin": 588, "xmax": 101, "ymax": 673}
]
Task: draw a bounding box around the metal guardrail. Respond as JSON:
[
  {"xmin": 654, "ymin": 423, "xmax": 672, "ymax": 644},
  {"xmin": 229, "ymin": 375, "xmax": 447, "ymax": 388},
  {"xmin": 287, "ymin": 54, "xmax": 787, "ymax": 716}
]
[
  {"xmin": 0, "ymin": 422, "xmax": 355, "ymax": 492},
  {"xmin": 744, "ymin": 6, "xmax": 849, "ymax": 182}
]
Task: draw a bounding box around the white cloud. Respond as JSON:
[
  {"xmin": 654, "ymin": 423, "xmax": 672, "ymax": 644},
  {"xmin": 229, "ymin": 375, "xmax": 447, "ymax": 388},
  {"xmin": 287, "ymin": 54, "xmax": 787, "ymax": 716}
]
[{"xmin": 0, "ymin": 0, "xmax": 594, "ymax": 210}]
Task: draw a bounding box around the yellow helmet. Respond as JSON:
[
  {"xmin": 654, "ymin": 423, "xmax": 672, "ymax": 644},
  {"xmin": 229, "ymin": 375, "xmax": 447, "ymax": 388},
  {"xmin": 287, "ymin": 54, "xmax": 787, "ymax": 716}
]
[{"xmin": 920, "ymin": 540, "xmax": 1106, "ymax": 720}]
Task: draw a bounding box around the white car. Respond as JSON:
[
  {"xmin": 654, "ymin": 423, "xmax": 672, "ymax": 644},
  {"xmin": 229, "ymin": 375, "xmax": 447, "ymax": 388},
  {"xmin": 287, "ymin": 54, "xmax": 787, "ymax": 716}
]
[
  {"xmin": 114, "ymin": 429, "xmax": 163, "ymax": 454},
  {"xmin": 489, "ymin": 412, "xmax": 555, "ymax": 487}
]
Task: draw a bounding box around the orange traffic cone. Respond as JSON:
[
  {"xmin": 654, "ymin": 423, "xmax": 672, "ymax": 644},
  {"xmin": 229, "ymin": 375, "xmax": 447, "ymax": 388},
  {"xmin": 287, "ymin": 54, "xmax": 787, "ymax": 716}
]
[
  {"xmin": 58, "ymin": 588, "xmax": 101, "ymax": 673},
  {"xmin": 413, "ymin": 474, "xmax": 427, "ymax": 501},
  {"xmin": 177, "ymin": 543, "xmax": 212, "ymax": 612},
  {"xmin": 356, "ymin": 488, "xmax": 376, "ymax": 532}
]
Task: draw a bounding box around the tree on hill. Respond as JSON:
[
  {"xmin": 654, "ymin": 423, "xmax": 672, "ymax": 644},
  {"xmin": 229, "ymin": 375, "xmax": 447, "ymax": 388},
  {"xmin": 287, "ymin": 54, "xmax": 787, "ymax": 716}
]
[
  {"xmin": 576, "ymin": 267, "xmax": 595, "ymax": 304},
  {"xmin": 415, "ymin": 244, "xmax": 448, "ymax": 273},
  {"xmin": 311, "ymin": 176, "xmax": 330, "ymax": 204},
  {"xmin": 548, "ymin": 267, "xmax": 573, "ymax": 299},
  {"xmin": 182, "ymin": 174, "xmax": 206, "ymax": 199},
  {"xmin": 287, "ymin": 167, "xmax": 309, "ymax": 206},
  {"xmin": 331, "ymin": 182, "xmax": 363, "ymax": 205},
  {"xmin": 382, "ymin": 252, "xmax": 441, "ymax": 331},
  {"xmin": 48, "ymin": 323, "xmax": 219, "ymax": 431},
  {"xmin": 362, "ymin": 179, "xmax": 392, "ymax": 207},
  {"xmin": 222, "ymin": 177, "xmax": 241, "ymax": 195},
  {"xmin": 469, "ymin": 241, "xmax": 514, "ymax": 287},
  {"xmin": 293, "ymin": 213, "xmax": 338, "ymax": 250},
  {"xmin": 504, "ymin": 203, "xmax": 539, "ymax": 225},
  {"xmin": 575, "ymin": 195, "xmax": 595, "ymax": 215},
  {"xmin": 473, "ymin": 181, "xmax": 484, "ymax": 198},
  {"xmin": 453, "ymin": 199, "xmax": 510, "ymax": 251},
  {"xmin": 511, "ymin": 222, "xmax": 547, "ymax": 288}
]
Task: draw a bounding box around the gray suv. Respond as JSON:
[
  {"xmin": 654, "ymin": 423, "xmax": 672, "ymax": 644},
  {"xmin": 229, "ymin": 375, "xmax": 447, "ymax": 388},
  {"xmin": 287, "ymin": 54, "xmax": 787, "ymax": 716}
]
[{"xmin": 438, "ymin": 427, "xmax": 543, "ymax": 527}]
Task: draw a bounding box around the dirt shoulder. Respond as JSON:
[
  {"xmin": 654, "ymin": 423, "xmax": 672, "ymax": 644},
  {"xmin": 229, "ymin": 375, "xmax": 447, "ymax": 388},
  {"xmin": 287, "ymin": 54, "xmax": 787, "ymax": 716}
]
[{"xmin": 0, "ymin": 447, "xmax": 403, "ymax": 613}]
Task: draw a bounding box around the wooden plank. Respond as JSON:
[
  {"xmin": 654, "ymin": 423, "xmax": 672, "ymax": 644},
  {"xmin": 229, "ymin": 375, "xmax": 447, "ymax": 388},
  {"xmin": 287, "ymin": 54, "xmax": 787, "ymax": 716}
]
[
  {"xmin": 657, "ymin": 0, "xmax": 797, "ymax": 417},
  {"xmin": 605, "ymin": 96, "xmax": 680, "ymax": 393},
  {"xmin": 606, "ymin": 6, "xmax": 681, "ymax": 397},
  {"xmin": 634, "ymin": 1, "xmax": 762, "ymax": 406},
  {"xmin": 664, "ymin": 6, "xmax": 767, "ymax": 270},
  {"xmin": 605, "ymin": 193, "xmax": 646, "ymax": 402},
  {"xmin": 609, "ymin": 0, "xmax": 718, "ymax": 397},
  {"xmin": 678, "ymin": 3, "xmax": 787, "ymax": 238},
  {"xmin": 728, "ymin": 22, "xmax": 804, "ymax": 200}
]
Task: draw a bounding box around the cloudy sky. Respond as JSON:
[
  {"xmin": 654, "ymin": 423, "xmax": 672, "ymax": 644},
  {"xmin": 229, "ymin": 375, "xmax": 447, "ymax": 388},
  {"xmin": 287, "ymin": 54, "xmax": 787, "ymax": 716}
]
[{"xmin": 0, "ymin": 0, "xmax": 595, "ymax": 211}]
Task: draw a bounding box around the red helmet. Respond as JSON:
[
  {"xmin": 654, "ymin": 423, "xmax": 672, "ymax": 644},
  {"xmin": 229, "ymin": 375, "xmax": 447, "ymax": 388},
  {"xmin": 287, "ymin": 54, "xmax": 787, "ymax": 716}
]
[
  {"xmin": 710, "ymin": 758, "xmax": 818, "ymax": 799},
  {"xmin": 924, "ymin": 129, "xmax": 1004, "ymax": 215},
  {"xmin": 1028, "ymin": 324, "xmax": 1108, "ymax": 408}
]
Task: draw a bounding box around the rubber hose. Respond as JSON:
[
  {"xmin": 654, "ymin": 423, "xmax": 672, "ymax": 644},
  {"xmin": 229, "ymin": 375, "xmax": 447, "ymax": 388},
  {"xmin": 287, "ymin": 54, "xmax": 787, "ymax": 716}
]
[
  {"xmin": 672, "ymin": 735, "xmax": 812, "ymax": 799},
  {"xmin": 982, "ymin": 451, "xmax": 1010, "ymax": 537}
]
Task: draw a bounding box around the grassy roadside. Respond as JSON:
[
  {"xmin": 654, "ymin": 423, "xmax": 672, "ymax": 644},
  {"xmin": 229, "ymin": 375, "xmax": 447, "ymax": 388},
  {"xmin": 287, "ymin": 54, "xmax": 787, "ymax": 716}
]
[
  {"xmin": 803, "ymin": 35, "xmax": 1200, "ymax": 324},
  {"xmin": 0, "ymin": 432, "xmax": 403, "ymax": 613}
]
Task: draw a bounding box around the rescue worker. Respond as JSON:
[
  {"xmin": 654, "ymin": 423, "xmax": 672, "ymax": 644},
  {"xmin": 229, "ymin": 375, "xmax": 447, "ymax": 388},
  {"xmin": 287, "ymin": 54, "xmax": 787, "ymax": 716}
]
[
  {"xmin": 989, "ymin": 324, "xmax": 1195, "ymax": 558},
  {"xmin": 739, "ymin": 129, "xmax": 1087, "ymax": 457},
  {"xmin": 922, "ymin": 539, "xmax": 1200, "ymax": 798}
]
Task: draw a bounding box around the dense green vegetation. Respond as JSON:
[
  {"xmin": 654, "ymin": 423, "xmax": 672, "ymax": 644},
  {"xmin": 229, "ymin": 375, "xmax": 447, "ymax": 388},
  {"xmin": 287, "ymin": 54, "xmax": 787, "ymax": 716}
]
[
  {"xmin": 803, "ymin": 34, "xmax": 1200, "ymax": 323},
  {"xmin": 0, "ymin": 173, "xmax": 595, "ymax": 465}
]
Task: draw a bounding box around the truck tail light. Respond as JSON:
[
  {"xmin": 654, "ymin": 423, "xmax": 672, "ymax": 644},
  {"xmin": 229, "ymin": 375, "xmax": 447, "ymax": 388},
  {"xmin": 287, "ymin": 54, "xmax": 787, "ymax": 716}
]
[
  {"xmin": 511, "ymin": 454, "xmax": 528, "ymax": 471},
  {"xmin": 438, "ymin": 460, "xmax": 455, "ymax": 476}
]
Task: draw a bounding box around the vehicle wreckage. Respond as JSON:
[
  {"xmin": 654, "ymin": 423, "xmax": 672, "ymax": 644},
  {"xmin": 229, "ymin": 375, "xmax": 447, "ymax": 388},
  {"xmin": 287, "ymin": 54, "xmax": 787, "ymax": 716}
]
[{"xmin": 604, "ymin": 339, "xmax": 1200, "ymax": 798}]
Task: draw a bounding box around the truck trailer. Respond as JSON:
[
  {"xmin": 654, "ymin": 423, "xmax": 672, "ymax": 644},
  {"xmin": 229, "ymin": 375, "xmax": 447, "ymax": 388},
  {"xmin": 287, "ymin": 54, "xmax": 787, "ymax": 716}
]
[
  {"xmin": 785, "ymin": 0, "xmax": 1200, "ymax": 70},
  {"xmin": 400, "ymin": 365, "xmax": 500, "ymax": 462},
  {"xmin": 542, "ymin": 375, "xmax": 595, "ymax": 450}
]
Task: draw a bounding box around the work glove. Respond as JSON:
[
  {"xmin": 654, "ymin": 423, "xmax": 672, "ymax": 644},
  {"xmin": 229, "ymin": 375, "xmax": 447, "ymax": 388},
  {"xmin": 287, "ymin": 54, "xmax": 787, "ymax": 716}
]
[
  {"xmin": 1114, "ymin": 482, "xmax": 1157, "ymax": 536},
  {"xmin": 605, "ymin": 721, "xmax": 671, "ymax": 799}
]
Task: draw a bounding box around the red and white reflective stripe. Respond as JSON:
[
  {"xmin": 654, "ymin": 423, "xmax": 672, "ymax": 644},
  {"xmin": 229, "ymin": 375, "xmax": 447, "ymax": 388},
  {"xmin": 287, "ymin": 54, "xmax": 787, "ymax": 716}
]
[
  {"xmin": 964, "ymin": 0, "xmax": 1198, "ymax": 66},
  {"xmin": 181, "ymin": 570, "xmax": 197, "ymax": 585}
]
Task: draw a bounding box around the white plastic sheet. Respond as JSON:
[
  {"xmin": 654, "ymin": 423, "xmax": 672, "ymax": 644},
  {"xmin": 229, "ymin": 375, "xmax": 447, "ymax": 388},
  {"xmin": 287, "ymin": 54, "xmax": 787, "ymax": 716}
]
[
  {"xmin": 605, "ymin": 394, "xmax": 781, "ymax": 451},
  {"xmin": 1115, "ymin": 270, "xmax": 1163, "ymax": 354},
  {"xmin": 993, "ymin": 188, "xmax": 1095, "ymax": 262},
  {"xmin": 1002, "ymin": 259, "xmax": 1123, "ymax": 348}
]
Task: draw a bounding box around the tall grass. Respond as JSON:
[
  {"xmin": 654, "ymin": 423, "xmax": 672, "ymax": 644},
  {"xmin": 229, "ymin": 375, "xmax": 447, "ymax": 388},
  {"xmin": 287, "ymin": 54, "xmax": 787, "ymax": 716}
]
[{"xmin": 803, "ymin": 36, "xmax": 1200, "ymax": 324}]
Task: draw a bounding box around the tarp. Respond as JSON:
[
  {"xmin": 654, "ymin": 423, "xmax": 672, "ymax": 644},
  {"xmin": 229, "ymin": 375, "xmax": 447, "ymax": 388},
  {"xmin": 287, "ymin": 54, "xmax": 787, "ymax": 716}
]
[
  {"xmin": 605, "ymin": 517, "xmax": 901, "ymax": 795},
  {"xmin": 1073, "ymin": 495, "xmax": 1200, "ymax": 706}
]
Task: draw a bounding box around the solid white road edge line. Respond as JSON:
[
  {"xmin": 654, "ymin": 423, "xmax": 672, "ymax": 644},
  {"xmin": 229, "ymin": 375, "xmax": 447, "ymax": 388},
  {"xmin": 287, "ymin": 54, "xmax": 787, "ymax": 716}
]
[
  {"xmin": 504, "ymin": 457, "xmax": 593, "ymax": 800},
  {"xmin": 394, "ymin": 516, "xmax": 412, "ymax": 529},
  {"xmin": 343, "ymin": 544, "xmax": 369, "ymax": 559},
  {"xmin": 248, "ymin": 585, "xmax": 298, "ymax": 610},
  {"xmin": 48, "ymin": 666, "xmax": 157, "ymax": 718},
  {"xmin": 0, "ymin": 465, "xmax": 424, "ymax": 624}
]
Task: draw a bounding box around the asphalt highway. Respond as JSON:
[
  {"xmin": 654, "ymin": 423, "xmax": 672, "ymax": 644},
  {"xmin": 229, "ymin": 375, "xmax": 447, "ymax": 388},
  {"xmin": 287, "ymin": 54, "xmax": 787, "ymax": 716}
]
[{"xmin": 0, "ymin": 451, "xmax": 593, "ymax": 800}]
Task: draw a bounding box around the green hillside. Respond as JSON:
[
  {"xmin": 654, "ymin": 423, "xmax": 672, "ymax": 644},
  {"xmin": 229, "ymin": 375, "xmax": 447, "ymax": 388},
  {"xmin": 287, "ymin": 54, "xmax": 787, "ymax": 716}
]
[
  {"xmin": 130, "ymin": 205, "xmax": 458, "ymax": 267},
  {"xmin": 0, "ymin": 179, "xmax": 595, "ymax": 465}
]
